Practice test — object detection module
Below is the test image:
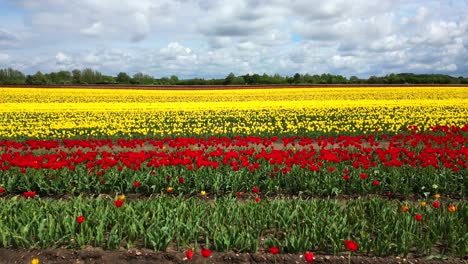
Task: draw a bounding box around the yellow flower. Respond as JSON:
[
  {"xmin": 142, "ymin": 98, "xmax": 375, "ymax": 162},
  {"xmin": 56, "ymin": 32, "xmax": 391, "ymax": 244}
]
[
  {"xmin": 118, "ymin": 194, "xmax": 125, "ymax": 201},
  {"xmin": 201, "ymin": 190, "xmax": 206, "ymax": 196},
  {"xmin": 448, "ymin": 205, "xmax": 457, "ymax": 213},
  {"xmin": 31, "ymin": 258, "xmax": 39, "ymax": 264},
  {"xmin": 434, "ymin": 193, "xmax": 441, "ymax": 199},
  {"xmin": 420, "ymin": 201, "xmax": 426, "ymax": 207},
  {"xmin": 167, "ymin": 187, "xmax": 173, "ymax": 193}
]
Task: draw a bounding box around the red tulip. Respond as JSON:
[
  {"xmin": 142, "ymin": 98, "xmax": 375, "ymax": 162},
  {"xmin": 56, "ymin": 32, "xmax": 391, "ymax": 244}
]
[
  {"xmin": 76, "ymin": 215, "xmax": 85, "ymax": 224},
  {"xmin": 114, "ymin": 200, "xmax": 124, "ymax": 207},
  {"xmin": 185, "ymin": 249, "xmax": 193, "ymax": 259},
  {"xmin": 178, "ymin": 177, "xmax": 185, "ymax": 184},
  {"xmin": 201, "ymin": 248, "xmax": 211, "ymax": 258},
  {"xmin": 415, "ymin": 214, "xmax": 423, "ymax": 221},
  {"xmin": 343, "ymin": 175, "xmax": 349, "ymax": 181},
  {"xmin": 304, "ymin": 252, "xmax": 314, "ymax": 263},
  {"xmin": 344, "ymin": 240, "xmax": 358, "ymax": 252},
  {"xmin": 133, "ymin": 181, "xmax": 140, "ymax": 188},
  {"xmin": 252, "ymin": 186, "xmax": 259, "ymax": 193},
  {"xmin": 237, "ymin": 191, "xmax": 242, "ymax": 197},
  {"xmin": 432, "ymin": 201, "xmax": 440, "ymax": 209},
  {"xmin": 23, "ymin": 191, "xmax": 36, "ymax": 198},
  {"xmin": 0, "ymin": 188, "xmax": 4, "ymax": 194},
  {"xmin": 269, "ymin": 246, "xmax": 279, "ymax": 255},
  {"xmin": 255, "ymin": 197, "xmax": 261, "ymax": 202},
  {"xmin": 373, "ymin": 180, "xmax": 380, "ymax": 186},
  {"xmin": 359, "ymin": 173, "xmax": 367, "ymax": 180}
]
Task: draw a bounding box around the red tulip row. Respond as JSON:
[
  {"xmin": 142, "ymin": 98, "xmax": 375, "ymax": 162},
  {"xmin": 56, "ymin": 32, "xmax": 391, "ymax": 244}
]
[{"xmin": 0, "ymin": 125, "xmax": 466, "ymax": 196}]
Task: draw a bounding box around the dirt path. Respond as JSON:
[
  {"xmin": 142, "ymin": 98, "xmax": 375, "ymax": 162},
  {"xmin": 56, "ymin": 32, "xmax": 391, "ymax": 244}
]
[{"xmin": 1, "ymin": 248, "xmax": 465, "ymax": 264}]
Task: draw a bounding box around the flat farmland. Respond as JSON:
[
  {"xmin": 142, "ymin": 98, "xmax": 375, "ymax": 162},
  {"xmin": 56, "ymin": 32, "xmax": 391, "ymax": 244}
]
[{"xmin": 0, "ymin": 86, "xmax": 466, "ymax": 264}]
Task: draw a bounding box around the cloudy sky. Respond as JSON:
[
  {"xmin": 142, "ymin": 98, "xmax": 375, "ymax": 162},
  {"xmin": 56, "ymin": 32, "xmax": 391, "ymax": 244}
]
[{"xmin": 0, "ymin": 0, "xmax": 467, "ymax": 78}]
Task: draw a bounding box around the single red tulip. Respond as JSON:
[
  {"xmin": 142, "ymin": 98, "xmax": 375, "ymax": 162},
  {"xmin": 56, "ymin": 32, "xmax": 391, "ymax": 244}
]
[
  {"xmin": 201, "ymin": 248, "xmax": 211, "ymax": 258},
  {"xmin": 114, "ymin": 200, "xmax": 124, "ymax": 207},
  {"xmin": 344, "ymin": 240, "xmax": 358, "ymax": 252},
  {"xmin": 76, "ymin": 215, "xmax": 85, "ymax": 224},
  {"xmin": 304, "ymin": 252, "xmax": 314, "ymax": 263},
  {"xmin": 415, "ymin": 214, "xmax": 423, "ymax": 221},
  {"xmin": 252, "ymin": 186, "xmax": 259, "ymax": 193},
  {"xmin": 359, "ymin": 173, "xmax": 367, "ymax": 180},
  {"xmin": 255, "ymin": 197, "xmax": 261, "ymax": 202},
  {"xmin": 373, "ymin": 180, "xmax": 380, "ymax": 186},
  {"xmin": 432, "ymin": 201, "xmax": 440, "ymax": 209},
  {"xmin": 269, "ymin": 246, "xmax": 279, "ymax": 255},
  {"xmin": 133, "ymin": 181, "xmax": 140, "ymax": 188},
  {"xmin": 0, "ymin": 188, "xmax": 4, "ymax": 194},
  {"xmin": 185, "ymin": 249, "xmax": 193, "ymax": 259},
  {"xmin": 178, "ymin": 177, "xmax": 185, "ymax": 184}
]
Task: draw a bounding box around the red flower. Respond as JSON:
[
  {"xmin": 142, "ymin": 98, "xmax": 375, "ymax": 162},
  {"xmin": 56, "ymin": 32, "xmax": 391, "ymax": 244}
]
[
  {"xmin": 133, "ymin": 181, "xmax": 140, "ymax": 188},
  {"xmin": 114, "ymin": 200, "xmax": 124, "ymax": 207},
  {"xmin": 0, "ymin": 188, "xmax": 4, "ymax": 194},
  {"xmin": 76, "ymin": 215, "xmax": 85, "ymax": 224},
  {"xmin": 432, "ymin": 201, "xmax": 440, "ymax": 209},
  {"xmin": 23, "ymin": 191, "xmax": 36, "ymax": 198},
  {"xmin": 344, "ymin": 240, "xmax": 358, "ymax": 252},
  {"xmin": 255, "ymin": 197, "xmax": 261, "ymax": 202},
  {"xmin": 178, "ymin": 177, "xmax": 185, "ymax": 184},
  {"xmin": 415, "ymin": 214, "xmax": 423, "ymax": 221},
  {"xmin": 373, "ymin": 180, "xmax": 380, "ymax": 186},
  {"xmin": 304, "ymin": 252, "xmax": 314, "ymax": 263},
  {"xmin": 201, "ymin": 248, "xmax": 211, "ymax": 258},
  {"xmin": 328, "ymin": 166, "xmax": 335, "ymax": 172},
  {"xmin": 166, "ymin": 176, "xmax": 172, "ymax": 181},
  {"xmin": 269, "ymin": 246, "xmax": 279, "ymax": 255},
  {"xmin": 359, "ymin": 173, "xmax": 367, "ymax": 180},
  {"xmin": 252, "ymin": 186, "xmax": 259, "ymax": 193},
  {"xmin": 237, "ymin": 191, "xmax": 242, "ymax": 197},
  {"xmin": 343, "ymin": 175, "xmax": 349, "ymax": 181},
  {"xmin": 185, "ymin": 249, "xmax": 193, "ymax": 259}
]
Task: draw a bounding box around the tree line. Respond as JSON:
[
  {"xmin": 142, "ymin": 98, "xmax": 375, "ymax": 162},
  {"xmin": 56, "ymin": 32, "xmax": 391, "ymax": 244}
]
[{"xmin": 1, "ymin": 68, "xmax": 467, "ymax": 85}]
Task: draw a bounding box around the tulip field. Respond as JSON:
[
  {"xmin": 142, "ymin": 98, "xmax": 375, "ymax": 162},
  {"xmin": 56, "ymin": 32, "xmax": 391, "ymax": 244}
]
[{"xmin": 0, "ymin": 86, "xmax": 467, "ymax": 263}]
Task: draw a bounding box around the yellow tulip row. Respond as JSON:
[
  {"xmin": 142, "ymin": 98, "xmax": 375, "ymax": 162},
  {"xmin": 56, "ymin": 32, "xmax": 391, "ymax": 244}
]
[{"xmin": 0, "ymin": 87, "xmax": 467, "ymax": 138}]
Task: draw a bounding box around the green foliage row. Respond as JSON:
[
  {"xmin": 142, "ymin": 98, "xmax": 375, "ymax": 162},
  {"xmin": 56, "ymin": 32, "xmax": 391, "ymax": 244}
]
[
  {"xmin": 2, "ymin": 160, "xmax": 466, "ymax": 198},
  {"xmin": 1, "ymin": 67, "xmax": 468, "ymax": 85},
  {"xmin": 0, "ymin": 196, "xmax": 465, "ymax": 257}
]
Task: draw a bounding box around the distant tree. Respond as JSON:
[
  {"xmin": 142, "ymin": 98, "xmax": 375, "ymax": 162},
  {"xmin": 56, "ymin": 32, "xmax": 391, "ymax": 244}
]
[
  {"xmin": 293, "ymin": 73, "xmax": 302, "ymax": 84},
  {"xmin": 170, "ymin": 75, "xmax": 179, "ymax": 84},
  {"xmin": 72, "ymin": 69, "xmax": 82, "ymax": 84},
  {"xmin": 132, "ymin": 72, "xmax": 154, "ymax": 85},
  {"xmin": 116, "ymin": 72, "xmax": 131, "ymax": 84},
  {"xmin": 349, "ymin": 76, "xmax": 360, "ymax": 84},
  {"xmin": 31, "ymin": 71, "xmax": 47, "ymax": 85},
  {"xmin": 224, "ymin": 72, "xmax": 236, "ymax": 85}
]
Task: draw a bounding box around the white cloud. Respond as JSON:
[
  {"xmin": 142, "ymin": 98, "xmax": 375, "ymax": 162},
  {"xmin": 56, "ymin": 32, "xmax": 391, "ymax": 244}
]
[
  {"xmin": 80, "ymin": 22, "xmax": 104, "ymax": 37},
  {"xmin": 55, "ymin": 52, "xmax": 71, "ymax": 64}
]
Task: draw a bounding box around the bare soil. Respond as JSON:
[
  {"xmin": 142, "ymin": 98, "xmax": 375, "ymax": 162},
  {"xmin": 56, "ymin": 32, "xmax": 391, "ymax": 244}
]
[{"xmin": 0, "ymin": 248, "xmax": 466, "ymax": 264}]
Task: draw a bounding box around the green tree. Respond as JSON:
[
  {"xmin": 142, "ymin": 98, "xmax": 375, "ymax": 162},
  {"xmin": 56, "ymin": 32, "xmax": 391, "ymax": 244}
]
[{"xmin": 116, "ymin": 72, "xmax": 131, "ymax": 84}]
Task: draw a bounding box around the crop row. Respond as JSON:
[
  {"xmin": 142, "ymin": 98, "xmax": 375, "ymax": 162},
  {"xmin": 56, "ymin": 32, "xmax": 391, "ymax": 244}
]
[
  {"xmin": 0, "ymin": 196, "xmax": 464, "ymax": 257},
  {"xmin": 1, "ymin": 126, "xmax": 466, "ymax": 197},
  {"xmin": 1, "ymin": 87, "xmax": 467, "ymax": 138}
]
